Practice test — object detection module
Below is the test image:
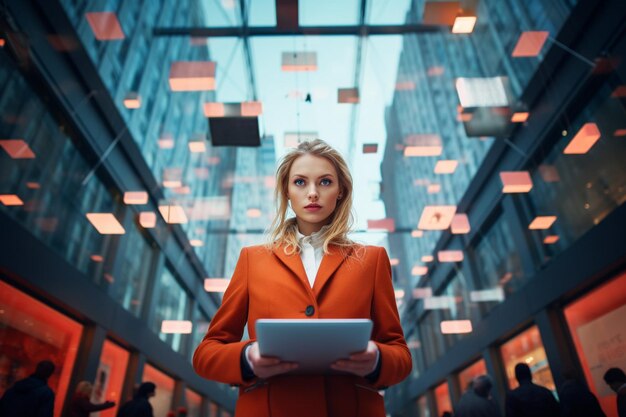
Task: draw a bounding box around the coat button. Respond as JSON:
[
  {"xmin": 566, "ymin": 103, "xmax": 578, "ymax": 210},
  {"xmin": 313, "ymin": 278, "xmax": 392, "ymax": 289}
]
[{"xmin": 305, "ymin": 305, "xmax": 315, "ymax": 316}]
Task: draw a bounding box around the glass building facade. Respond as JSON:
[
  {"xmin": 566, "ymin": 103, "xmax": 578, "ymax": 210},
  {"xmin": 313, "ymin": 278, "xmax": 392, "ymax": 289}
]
[{"xmin": 1, "ymin": 0, "xmax": 625, "ymax": 416}]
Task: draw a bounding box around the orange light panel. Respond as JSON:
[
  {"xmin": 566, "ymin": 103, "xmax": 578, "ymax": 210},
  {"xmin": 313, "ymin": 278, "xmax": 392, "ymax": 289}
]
[
  {"xmin": 390, "ymin": 258, "xmax": 400, "ymax": 266},
  {"xmin": 418, "ymin": 205, "xmax": 457, "ymax": 230},
  {"xmin": 564, "ymin": 123, "xmax": 601, "ymax": 154},
  {"xmin": 452, "ymin": 16, "xmax": 476, "ymax": 34},
  {"xmin": 241, "ymin": 101, "xmax": 263, "ymax": 116},
  {"xmin": 403, "ymin": 134, "xmax": 442, "ymax": 156},
  {"xmin": 451, "ymin": 213, "xmax": 471, "ymax": 234},
  {"xmin": 281, "ymin": 52, "xmax": 317, "ymax": 71},
  {"xmin": 123, "ymin": 93, "xmax": 141, "ymax": 109},
  {"xmin": 434, "ymin": 160, "xmax": 458, "ymax": 174},
  {"xmin": 512, "ymin": 31, "xmax": 549, "ymax": 57},
  {"xmin": 424, "ymin": 296, "xmax": 456, "ymax": 310},
  {"xmin": 500, "ymin": 171, "xmax": 533, "ymax": 193},
  {"xmin": 367, "ymin": 218, "xmax": 396, "ymax": 232},
  {"xmin": 190, "ymin": 239, "xmax": 204, "ymax": 247},
  {"xmin": 123, "ymin": 191, "xmax": 148, "ymax": 205},
  {"xmin": 204, "ymin": 278, "xmax": 230, "ymax": 292},
  {"xmin": 0, "ymin": 38, "xmax": 5, "ymax": 47},
  {"xmin": 247, "ymin": 208, "xmax": 262, "ymax": 218},
  {"xmin": 394, "ymin": 289, "xmax": 405, "ymax": 299},
  {"xmin": 85, "ymin": 12, "xmax": 125, "ymax": 40},
  {"xmin": 0, "ymin": 194, "xmax": 24, "ymax": 206},
  {"xmin": 169, "ymin": 61, "xmax": 216, "ymax": 91},
  {"xmin": 511, "ymin": 112, "xmax": 529, "ymax": 122},
  {"xmin": 438, "ymin": 250, "xmax": 464, "ymax": 262},
  {"xmin": 90, "ymin": 254, "xmax": 103, "ymax": 262},
  {"xmin": 412, "ymin": 287, "xmax": 433, "ymax": 299},
  {"xmin": 203, "ymin": 102, "xmax": 225, "ymax": 117},
  {"xmin": 470, "ymin": 287, "xmax": 505, "ymax": 302},
  {"xmin": 614, "ymin": 129, "xmax": 626, "ymax": 137},
  {"xmin": 161, "ymin": 320, "xmax": 193, "ymax": 334},
  {"xmin": 528, "ymin": 216, "xmax": 557, "ymax": 230},
  {"xmin": 26, "ymin": 182, "xmax": 40, "ymax": 189},
  {"xmin": 412, "ymin": 266, "xmax": 428, "ymax": 276},
  {"xmin": 543, "ymin": 235, "xmax": 559, "ymax": 244},
  {"xmin": 411, "ymin": 230, "xmax": 424, "ymax": 238},
  {"xmin": 188, "ymin": 140, "xmax": 206, "ymax": 153},
  {"xmin": 158, "ymin": 204, "xmax": 188, "ymax": 224},
  {"xmin": 139, "ymin": 212, "xmax": 157, "ymax": 228},
  {"xmin": 338, "ymin": 88, "xmax": 359, "ymax": 104},
  {"xmin": 86, "ymin": 213, "xmax": 125, "ymax": 234},
  {"xmin": 0, "ymin": 139, "xmax": 36, "ymax": 159},
  {"xmin": 441, "ymin": 320, "xmax": 473, "ymax": 334},
  {"xmin": 421, "ymin": 255, "xmax": 434, "ymax": 263}
]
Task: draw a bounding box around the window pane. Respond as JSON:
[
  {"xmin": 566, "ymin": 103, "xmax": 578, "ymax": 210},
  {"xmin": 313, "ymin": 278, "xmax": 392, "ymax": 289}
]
[
  {"xmin": 434, "ymin": 381, "xmax": 452, "ymax": 416},
  {"xmin": 142, "ymin": 364, "xmax": 175, "ymax": 416},
  {"xmin": 564, "ymin": 271, "xmax": 626, "ymax": 417},
  {"xmin": 190, "ymin": 307, "xmax": 210, "ymax": 361},
  {"xmin": 151, "ymin": 267, "xmax": 190, "ymax": 353},
  {"xmin": 93, "ymin": 340, "xmax": 130, "ymax": 417},
  {"xmin": 458, "ymin": 358, "xmax": 487, "ymax": 392},
  {"xmin": 185, "ymin": 388, "xmax": 203, "ymax": 417},
  {"xmin": 500, "ymin": 326, "xmax": 556, "ymax": 392}
]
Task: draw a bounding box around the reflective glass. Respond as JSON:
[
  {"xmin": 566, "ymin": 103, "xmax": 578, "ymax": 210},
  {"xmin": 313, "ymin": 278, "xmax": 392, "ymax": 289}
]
[
  {"xmin": 190, "ymin": 307, "xmax": 211, "ymax": 361},
  {"xmin": 526, "ymin": 81, "xmax": 626, "ymax": 267},
  {"xmin": 458, "ymin": 359, "xmax": 487, "ymax": 393},
  {"xmin": 142, "ymin": 364, "xmax": 175, "ymax": 417},
  {"xmin": 151, "ymin": 266, "xmax": 190, "ymax": 353},
  {"xmin": 298, "ymin": 0, "xmax": 360, "ymax": 26}
]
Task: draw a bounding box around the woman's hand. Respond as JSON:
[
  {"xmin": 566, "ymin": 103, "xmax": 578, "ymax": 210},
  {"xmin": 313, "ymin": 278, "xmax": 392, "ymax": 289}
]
[
  {"xmin": 246, "ymin": 342, "xmax": 298, "ymax": 379},
  {"xmin": 330, "ymin": 341, "xmax": 379, "ymax": 376}
]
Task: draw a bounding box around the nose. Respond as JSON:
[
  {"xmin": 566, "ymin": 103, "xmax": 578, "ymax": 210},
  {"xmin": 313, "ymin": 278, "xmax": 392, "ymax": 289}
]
[{"xmin": 307, "ymin": 185, "xmax": 319, "ymax": 201}]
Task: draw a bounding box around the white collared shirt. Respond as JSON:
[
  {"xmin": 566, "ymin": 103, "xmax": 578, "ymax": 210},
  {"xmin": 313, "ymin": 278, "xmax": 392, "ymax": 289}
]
[{"xmin": 296, "ymin": 226, "xmax": 328, "ymax": 288}]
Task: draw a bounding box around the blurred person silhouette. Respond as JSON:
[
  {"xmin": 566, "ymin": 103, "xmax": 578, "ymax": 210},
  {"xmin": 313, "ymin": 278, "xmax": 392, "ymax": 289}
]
[
  {"xmin": 454, "ymin": 375, "xmax": 501, "ymax": 417},
  {"xmin": 116, "ymin": 382, "xmax": 155, "ymax": 417},
  {"xmin": 442, "ymin": 412, "xmax": 453, "ymax": 417},
  {"xmin": 603, "ymin": 367, "xmax": 626, "ymax": 417},
  {"xmin": 558, "ymin": 369, "xmax": 605, "ymax": 417},
  {"xmin": 68, "ymin": 380, "xmax": 115, "ymax": 417},
  {"xmin": 176, "ymin": 406, "xmax": 188, "ymax": 416},
  {"xmin": 505, "ymin": 363, "xmax": 559, "ymax": 417},
  {"xmin": 0, "ymin": 359, "xmax": 55, "ymax": 417}
]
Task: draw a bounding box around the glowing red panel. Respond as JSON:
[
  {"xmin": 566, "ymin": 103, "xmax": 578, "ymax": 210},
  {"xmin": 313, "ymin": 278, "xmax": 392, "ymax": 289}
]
[
  {"xmin": 0, "ymin": 194, "xmax": 24, "ymax": 206},
  {"xmin": 0, "ymin": 139, "xmax": 36, "ymax": 159},
  {"xmin": 158, "ymin": 203, "xmax": 188, "ymax": 224},
  {"xmin": 139, "ymin": 212, "xmax": 157, "ymax": 228},
  {"xmin": 161, "ymin": 320, "xmax": 193, "ymax": 334},
  {"xmin": 367, "ymin": 218, "xmax": 395, "ymax": 232},
  {"xmin": 412, "ymin": 266, "xmax": 428, "ymax": 276},
  {"xmin": 241, "ymin": 101, "xmax": 263, "ymax": 116},
  {"xmin": 441, "ymin": 320, "xmax": 473, "ymax": 334},
  {"xmin": 528, "ymin": 215, "xmax": 557, "ymax": 230},
  {"xmin": 86, "ymin": 213, "xmax": 125, "ymax": 234},
  {"xmin": 438, "ymin": 250, "xmax": 464, "ymax": 262},
  {"xmin": 169, "ymin": 61, "xmax": 216, "ymax": 91},
  {"xmin": 123, "ymin": 191, "xmax": 148, "ymax": 205},
  {"xmin": 511, "ymin": 112, "xmax": 529, "ymax": 123},
  {"xmin": 563, "ymin": 123, "xmax": 601, "ymax": 154},
  {"xmin": 85, "ymin": 12, "xmax": 125, "ymax": 40},
  {"xmin": 434, "ymin": 160, "xmax": 458, "ymax": 174},
  {"xmin": 451, "ymin": 213, "xmax": 470, "ymax": 234},
  {"xmin": 418, "ymin": 205, "xmax": 457, "ymax": 230},
  {"xmin": 203, "ymin": 102, "xmax": 225, "ymax": 117},
  {"xmin": 0, "ymin": 38, "xmax": 5, "ymax": 47},
  {"xmin": 404, "ymin": 134, "xmax": 442, "ymax": 156},
  {"xmin": 512, "ymin": 31, "xmax": 549, "ymax": 57},
  {"xmin": 452, "ymin": 16, "xmax": 476, "ymax": 34},
  {"xmin": 543, "ymin": 235, "xmax": 559, "ymax": 244},
  {"xmin": 90, "ymin": 254, "xmax": 104, "ymax": 262},
  {"xmin": 338, "ymin": 88, "xmax": 359, "ymax": 104},
  {"xmin": 500, "ymin": 171, "xmax": 533, "ymax": 193},
  {"xmin": 412, "ymin": 287, "xmax": 433, "ymax": 299},
  {"xmin": 26, "ymin": 182, "xmax": 40, "ymax": 189},
  {"xmin": 411, "ymin": 230, "xmax": 424, "ymax": 238},
  {"xmin": 614, "ymin": 129, "xmax": 626, "ymax": 137},
  {"xmin": 204, "ymin": 278, "xmax": 230, "ymax": 292}
]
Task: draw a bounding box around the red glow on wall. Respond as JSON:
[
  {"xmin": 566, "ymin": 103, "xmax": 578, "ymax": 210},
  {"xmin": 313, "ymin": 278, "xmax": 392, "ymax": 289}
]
[
  {"xmin": 95, "ymin": 340, "xmax": 130, "ymax": 417},
  {"xmin": 434, "ymin": 381, "xmax": 452, "ymax": 415}
]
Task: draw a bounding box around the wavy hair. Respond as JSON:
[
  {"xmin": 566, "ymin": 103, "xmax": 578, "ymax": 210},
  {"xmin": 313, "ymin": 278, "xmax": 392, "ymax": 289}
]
[{"xmin": 267, "ymin": 139, "xmax": 355, "ymax": 255}]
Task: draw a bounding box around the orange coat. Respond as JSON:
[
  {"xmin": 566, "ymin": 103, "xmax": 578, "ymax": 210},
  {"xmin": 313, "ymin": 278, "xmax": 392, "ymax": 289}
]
[{"xmin": 193, "ymin": 244, "xmax": 412, "ymax": 417}]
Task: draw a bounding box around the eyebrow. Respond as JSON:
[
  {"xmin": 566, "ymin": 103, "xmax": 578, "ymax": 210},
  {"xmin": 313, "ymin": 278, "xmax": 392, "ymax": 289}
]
[{"xmin": 290, "ymin": 174, "xmax": 336, "ymax": 179}]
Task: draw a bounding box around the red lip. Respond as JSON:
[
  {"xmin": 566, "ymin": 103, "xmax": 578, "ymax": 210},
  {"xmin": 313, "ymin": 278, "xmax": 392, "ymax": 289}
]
[{"xmin": 305, "ymin": 204, "xmax": 321, "ymax": 209}]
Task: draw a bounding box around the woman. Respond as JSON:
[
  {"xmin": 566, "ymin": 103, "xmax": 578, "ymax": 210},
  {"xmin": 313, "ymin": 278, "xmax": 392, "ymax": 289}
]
[
  {"xmin": 193, "ymin": 139, "xmax": 411, "ymax": 417},
  {"xmin": 68, "ymin": 381, "xmax": 115, "ymax": 417}
]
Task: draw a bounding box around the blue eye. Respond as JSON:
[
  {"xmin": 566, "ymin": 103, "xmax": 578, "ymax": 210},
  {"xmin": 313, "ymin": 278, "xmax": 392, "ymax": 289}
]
[
  {"xmin": 320, "ymin": 178, "xmax": 332, "ymax": 186},
  {"xmin": 294, "ymin": 178, "xmax": 305, "ymax": 186}
]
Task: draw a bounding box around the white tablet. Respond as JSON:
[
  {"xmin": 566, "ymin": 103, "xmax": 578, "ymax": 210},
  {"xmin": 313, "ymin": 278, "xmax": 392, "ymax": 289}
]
[{"xmin": 255, "ymin": 318, "xmax": 373, "ymax": 374}]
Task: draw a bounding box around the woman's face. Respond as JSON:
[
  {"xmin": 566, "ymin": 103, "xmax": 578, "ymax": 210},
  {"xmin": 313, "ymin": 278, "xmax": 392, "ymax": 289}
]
[{"xmin": 287, "ymin": 154, "xmax": 341, "ymax": 235}]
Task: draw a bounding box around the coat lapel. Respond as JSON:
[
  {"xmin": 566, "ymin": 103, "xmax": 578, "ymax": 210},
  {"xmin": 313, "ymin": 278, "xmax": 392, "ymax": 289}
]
[
  {"xmin": 272, "ymin": 244, "xmax": 313, "ymax": 296},
  {"xmin": 312, "ymin": 245, "xmax": 351, "ymax": 297}
]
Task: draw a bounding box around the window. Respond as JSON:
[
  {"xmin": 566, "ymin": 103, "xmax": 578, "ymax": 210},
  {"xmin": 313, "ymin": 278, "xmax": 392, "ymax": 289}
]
[
  {"xmin": 185, "ymin": 388, "xmax": 203, "ymax": 417},
  {"xmin": 150, "ymin": 267, "xmax": 190, "ymax": 353},
  {"xmin": 92, "ymin": 340, "xmax": 130, "ymax": 417},
  {"xmin": 142, "ymin": 363, "xmax": 175, "ymax": 417},
  {"xmin": 564, "ymin": 271, "xmax": 626, "ymax": 417},
  {"xmin": 458, "ymin": 358, "xmax": 487, "ymax": 393},
  {"xmin": 434, "ymin": 381, "xmax": 452, "ymax": 416}
]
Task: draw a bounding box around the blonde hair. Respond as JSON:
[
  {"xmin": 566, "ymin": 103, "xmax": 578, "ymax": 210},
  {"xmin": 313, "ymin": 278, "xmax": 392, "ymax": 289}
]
[
  {"xmin": 75, "ymin": 381, "xmax": 93, "ymax": 397},
  {"xmin": 267, "ymin": 139, "xmax": 355, "ymax": 255}
]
